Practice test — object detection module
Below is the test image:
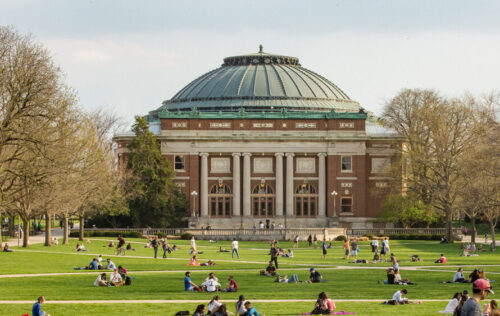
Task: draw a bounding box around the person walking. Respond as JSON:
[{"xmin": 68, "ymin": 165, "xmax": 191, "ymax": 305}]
[
  {"xmin": 308, "ymin": 235, "xmax": 313, "ymax": 247},
  {"xmin": 162, "ymin": 238, "xmax": 170, "ymax": 259},
  {"xmin": 293, "ymin": 235, "xmax": 299, "ymax": 248},
  {"xmin": 350, "ymin": 238, "xmax": 358, "ymax": 260},
  {"xmin": 313, "ymin": 235, "xmax": 318, "ymax": 248},
  {"xmin": 151, "ymin": 236, "xmax": 159, "ymax": 259},
  {"xmin": 270, "ymin": 243, "xmax": 279, "ymax": 269},
  {"xmin": 343, "ymin": 238, "xmax": 350, "ymax": 260},
  {"xmin": 190, "ymin": 236, "xmax": 197, "ymax": 252},
  {"xmin": 231, "ymin": 238, "xmax": 240, "ymax": 259},
  {"xmin": 321, "ymin": 238, "xmax": 328, "ymax": 259}
]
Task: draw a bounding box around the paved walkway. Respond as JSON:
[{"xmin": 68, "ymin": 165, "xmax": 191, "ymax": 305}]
[
  {"xmin": 6, "ymin": 228, "xmax": 64, "ymax": 246},
  {"xmin": 0, "ymin": 299, "xmax": 449, "ymax": 304}
]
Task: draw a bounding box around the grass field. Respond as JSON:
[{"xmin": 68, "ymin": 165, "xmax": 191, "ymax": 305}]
[{"xmin": 1, "ymin": 237, "xmax": 498, "ymax": 315}]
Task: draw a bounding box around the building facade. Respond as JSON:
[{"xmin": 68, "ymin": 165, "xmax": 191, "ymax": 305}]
[{"xmin": 115, "ymin": 47, "xmax": 400, "ymax": 229}]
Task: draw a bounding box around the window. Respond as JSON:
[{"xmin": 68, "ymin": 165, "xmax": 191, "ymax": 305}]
[
  {"xmin": 174, "ymin": 155, "xmax": 185, "ymax": 171},
  {"xmin": 294, "ymin": 184, "xmax": 317, "ymax": 217},
  {"xmin": 208, "ymin": 184, "xmax": 232, "ymax": 217},
  {"xmin": 341, "ymin": 156, "xmax": 352, "ymax": 172},
  {"xmin": 251, "ymin": 184, "xmax": 274, "ymax": 217},
  {"xmin": 341, "ymin": 197, "xmax": 353, "ymax": 213}
]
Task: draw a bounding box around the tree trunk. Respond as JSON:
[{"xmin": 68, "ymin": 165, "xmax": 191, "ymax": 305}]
[
  {"xmin": 471, "ymin": 215, "xmax": 476, "ymax": 245},
  {"xmin": 446, "ymin": 212, "xmax": 453, "ymax": 243},
  {"xmin": 8, "ymin": 214, "xmax": 15, "ymax": 237},
  {"xmin": 63, "ymin": 214, "xmax": 69, "ymax": 245},
  {"xmin": 0, "ymin": 212, "xmax": 3, "ymax": 249},
  {"xmin": 491, "ymin": 222, "xmax": 497, "ymax": 251},
  {"xmin": 44, "ymin": 212, "xmax": 52, "ymax": 247},
  {"xmin": 22, "ymin": 217, "xmax": 29, "ymax": 247},
  {"xmin": 79, "ymin": 215, "xmax": 84, "ymax": 241}
]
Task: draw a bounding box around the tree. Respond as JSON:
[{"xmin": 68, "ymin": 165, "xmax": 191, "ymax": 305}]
[
  {"xmin": 124, "ymin": 116, "xmax": 180, "ymax": 227},
  {"xmin": 378, "ymin": 193, "xmax": 440, "ymax": 228},
  {"xmin": 382, "ymin": 89, "xmax": 476, "ymax": 242}
]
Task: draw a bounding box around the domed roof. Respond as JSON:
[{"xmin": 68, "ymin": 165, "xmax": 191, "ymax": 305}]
[{"xmin": 154, "ymin": 46, "xmax": 360, "ymax": 114}]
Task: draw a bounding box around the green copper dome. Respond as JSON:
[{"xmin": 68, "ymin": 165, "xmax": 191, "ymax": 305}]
[{"xmin": 153, "ymin": 46, "xmax": 360, "ymax": 114}]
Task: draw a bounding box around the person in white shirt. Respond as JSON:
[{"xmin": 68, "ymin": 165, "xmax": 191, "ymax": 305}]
[
  {"xmin": 439, "ymin": 292, "xmax": 462, "ymax": 313},
  {"xmin": 208, "ymin": 295, "xmax": 222, "ymax": 314},
  {"xmin": 232, "ymin": 238, "xmax": 240, "ymax": 259},
  {"xmin": 190, "ymin": 236, "xmax": 196, "ymax": 252},
  {"xmin": 452, "ymin": 268, "xmax": 465, "ymax": 282},
  {"xmin": 105, "ymin": 259, "xmax": 116, "ymax": 270},
  {"xmin": 391, "ymin": 289, "xmax": 408, "ymax": 304},
  {"xmin": 371, "ymin": 239, "xmax": 379, "ymax": 253},
  {"xmin": 259, "ymin": 222, "xmax": 264, "ymax": 230},
  {"xmin": 97, "ymin": 255, "xmax": 103, "ymax": 263},
  {"xmin": 202, "ymin": 277, "xmax": 221, "ymax": 292},
  {"xmin": 235, "ymin": 295, "xmax": 247, "ymax": 316},
  {"xmin": 94, "ymin": 273, "xmax": 108, "ymax": 287},
  {"xmin": 110, "ymin": 268, "xmax": 124, "ymax": 286}
]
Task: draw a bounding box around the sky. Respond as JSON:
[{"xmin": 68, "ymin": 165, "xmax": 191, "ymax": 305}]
[{"xmin": 1, "ymin": 0, "xmax": 499, "ymax": 125}]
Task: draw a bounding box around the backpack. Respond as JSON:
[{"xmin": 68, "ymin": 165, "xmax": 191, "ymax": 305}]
[
  {"xmin": 175, "ymin": 311, "xmax": 189, "ymax": 316},
  {"xmin": 125, "ymin": 276, "xmax": 132, "ymax": 285}
]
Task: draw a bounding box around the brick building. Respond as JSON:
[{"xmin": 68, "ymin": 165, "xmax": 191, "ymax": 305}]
[{"xmin": 115, "ymin": 46, "xmax": 401, "ymax": 229}]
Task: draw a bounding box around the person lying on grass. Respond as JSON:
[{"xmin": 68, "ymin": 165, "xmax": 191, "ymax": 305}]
[
  {"xmin": 384, "ymin": 289, "xmax": 421, "ymax": 305},
  {"xmin": 94, "ymin": 273, "xmax": 108, "ymax": 287},
  {"xmin": 275, "ymin": 274, "xmax": 300, "ymax": 283},
  {"xmin": 200, "ymin": 260, "xmax": 216, "ymax": 266},
  {"xmin": 74, "ymin": 258, "xmax": 99, "ymax": 270},
  {"xmin": 184, "ymin": 272, "xmax": 202, "ymax": 292},
  {"xmin": 219, "ymin": 246, "xmax": 230, "ymax": 252},
  {"xmin": 76, "ymin": 243, "xmax": 87, "ymax": 252}
]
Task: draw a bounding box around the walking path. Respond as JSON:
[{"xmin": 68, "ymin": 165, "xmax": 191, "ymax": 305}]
[
  {"xmin": 6, "ymin": 228, "xmax": 64, "ymax": 246},
  {"xmin": 0, "ymin": 298, "xmax": 450, "ymax": 304}
]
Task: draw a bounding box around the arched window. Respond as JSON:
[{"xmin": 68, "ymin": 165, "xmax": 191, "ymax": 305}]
[
  {"xmin": 208, "ymin": 184, "xmax": 232, "ymax": 217},
  {"xmin": 295, "ymin": 184, "xmax": 317, "ymax": 217},
  {"xmin": 251, "ymin": 184, "xmax": 274, "ymax": 217}
]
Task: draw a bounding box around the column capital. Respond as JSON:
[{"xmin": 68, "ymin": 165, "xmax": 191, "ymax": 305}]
[
  {"xmin": 285, "ymin": 152, "xmax": 295, "ymax": 157},
  {"xmin": 242, "ymin": 152, "xmax": 252, "ymax": 157},
  {"xmin": 317, "ymin": 153, "xmax": 327, "ymax": 157},
  {"xmin": 274, "ymin": 152, "xmax": 284, "ymax": 157},
  {"xmin": 232, "ymin": 152, "xmax": 241, "ymax": 157},
  {"xmin": 199, "ymin": 152, "xmax": 209, "ymax": 157}
]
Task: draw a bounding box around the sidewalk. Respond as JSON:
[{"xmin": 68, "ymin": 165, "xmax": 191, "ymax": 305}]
[{"xmin": 6, "ymin": 228, "xmax": 64, "ymax": 246}]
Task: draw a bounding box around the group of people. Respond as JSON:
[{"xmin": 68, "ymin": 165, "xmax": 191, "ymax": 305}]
[
  {"xmin": 146, "ymin": 236, "xmax": 176, "ymax": 259},
  {"xmin": 93, "ymin": 265, "xmax": 130, "ymax": 287},
  {"xmin": 184, "ymin": 272, "xmax": 238, "ymax": 293},
  {"xmin": 439, "ymin": 279, "xmax": 496, "ymax": 315},
  {"xmin": 190, "ymin": 295, "xmax": 259, "ymax": 316}
]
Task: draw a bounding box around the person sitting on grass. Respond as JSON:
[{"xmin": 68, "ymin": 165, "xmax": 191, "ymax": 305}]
[
  {"xmin": 108, "ymin": 241, "xmax": 114, "ymax": 247},
  {"xmin": 201, "ymin": 274, "xmax": 221, "ymax": 292},
  {"xmin": 51, "ymin": 237, "xmax": 58, "ymax": 245},
  {"xmin": 311, "ymin": 292, "xmax": 336, "ymax": 315},
  {"xmin": 76, "ymin": 243, "xmax": 87, "ymax": 252},
  {"xmin": 244, "ymin": 301, "xmax": 260, "ymax": 316},
  {"xmin": 32, "ymin": 296, "xmax": 49, "ymax": 316},
  {"xmin": 235, "ymin": 295, "xmax": 247, "ymax": 316},
  {"xmin": 207, "ymin": 295, "xmax": 222, "ymax": 314},
  {"xmin": 439, "ymin": 292, "xmax": 462, "ymax": 314},
  {"xmin": 411, "ymin": 254, "xmax": 421, "ymax": 262},
  {"xmin": 213, "ymin": 304, "xmax": 229, "ymax": 316},
  {"xmin": 189, "ymin": 255, "xmax": 200, "ymax": 266},
  {"xmin": 74, "ymin": 258, "xmax": 99, "ymax": 270},
  {"xmin": 483, "ymin": 299, "xmax": 500, "ymax": 316},
  {"xmin": 94, "ymin": 273, "xmax": 108, "ymax": 287},
  {"xmin": 384, "ymin": 289, "xmax": 421, "ymax": 305},
  {"xmin": 219, "ymin": 246, "xmax": 230, "ymax": 253},
  {"xmin": 2, "ymin": 243, "xmax": 13, "ymax": 252},
  {"xmin": 184, "ymin": 272, "xmax": 202, "ymax": 292},
  {"xmin": 118, "ymin": 265, "xmax": 127, "ymax": 278},
  {"xmin": 394, "ymin": 269, "xmax": 415, "ymax": 285},
  {"xmin": 308, "ymin": 267, "xmax": 323, "ymax": 283},
  {"xmin": 110, "ymin": 268, "xmax": 124, "ymax": 286},
  {"xmin": 282, "ymin": 249, "xmax": 293, "ymax": 257},
  {"xmin": 126, "ymin": 243, "xmax": 135, "ymax": 251},
  {"xmin": 452, "ymin": 268, "xmax": 466, "ymax": 283},
  {"xmin": 260, "ymin": 261, "xmax": 277, "ymax": 277},
  {"xmin": 105, "ymin": 258, "xmax": 116, "ymax": 270},
  {"xmin": 384, "ymin": 268, "xmax": 396, "ymax": 284},
  {"xmin": 192, "ymin": 304, "xmax": 206, "ymax": 316},
  {"xmin": 221, "ymin": 275, "xmax": 238, "ymax": 292},
  {"xmin": 435, "ymin": 253, "xmax": 447, "ymax": 264}
]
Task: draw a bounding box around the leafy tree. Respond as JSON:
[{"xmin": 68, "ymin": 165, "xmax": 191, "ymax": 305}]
[
  {"xmin": 378, "ymin": 193, "xmax": 440, "ymax": 228},
  {"xmin": 125, "ymin": 116, "xmax": 184, "ymax": 227}
]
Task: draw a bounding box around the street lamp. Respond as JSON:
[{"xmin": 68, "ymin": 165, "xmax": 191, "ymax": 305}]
[
  {"xmin": 331, "ymin": 190, "xmax": 338, "ymax": 217},
  {"xmin": 190, "ymin": 191, "xmax": 198, "ymax": 217}
]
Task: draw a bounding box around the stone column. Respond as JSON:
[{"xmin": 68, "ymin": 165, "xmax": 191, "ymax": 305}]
[
  {"xmin": 232, "ymin": 153, "xmax": 241, "ymax": 217},
  {"xmin": 317, "ymin": 153, "xmax": 327, "ymax": 217},
  {"xmin": 242, "ymin": 153, "xmax": 252, "ymax": 216},
  {"xmin": 285, "ymin": 153, "xmax": 294, "ymax": 217},
  {"xmin": 275, "ymin": 153, "xmax": 284, "ymax": 216},
  {"xmin": 200, "ymin": 153, "xmax": 209, "ymax": 217}
]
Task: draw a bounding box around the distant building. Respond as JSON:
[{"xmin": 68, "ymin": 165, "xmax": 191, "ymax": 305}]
[{"xmin": 115, "ymin": 46, "xmax": 401, "ymax": 228}]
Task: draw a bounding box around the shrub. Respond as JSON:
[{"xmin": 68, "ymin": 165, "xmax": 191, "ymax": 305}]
[
  {"xmin": 69, "ymin": 231, "xmax": 142, "ymax": 238},
  {"xmin": 156, "ymin": 232, "xmax": 167, "ymax": 238},
  {"xmin": 363, "ymin": 233, "xmax": 374, "ymax": 239},
  {"xmin": 387, "ymin": 234, "xmax": 441, "ymax": 241},
  {"xmin": 180, "ymin": 233, "xmax": 193, "ymax": 240},
  {"xmin": 335, "ymin": 235, "xmax": 347, "ymax": 241}
]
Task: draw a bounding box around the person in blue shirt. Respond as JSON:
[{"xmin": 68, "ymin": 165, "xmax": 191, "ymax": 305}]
[
  {"xmin": 244, "ymin": 301, "xmax": 259, "ymax": 316},
  {"xmin": 89, "ymin": 258, "xmax": 99, "ymax": 270},
  {"xmin": 321, "ymin": 239, "xmax": 328, "ymax": 259},
  {"xmin": 184, "ymin": 272, "xmax": 201, "ymax": 291},
  {"xmin": 32, "ymin": 296, "xmax": 48, "ymax": 316}
]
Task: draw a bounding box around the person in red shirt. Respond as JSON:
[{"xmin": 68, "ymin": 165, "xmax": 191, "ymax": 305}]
[
  {"xmin": 435, "ymin": 253, "xmax": 447, "ymax": 263},
  {"xmin": 222, "ymin": 275, "xmax": 238, "ymax": 292}
]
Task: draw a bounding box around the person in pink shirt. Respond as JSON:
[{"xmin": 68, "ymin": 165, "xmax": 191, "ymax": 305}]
[{"xmin": 435, "ymin": 253, "xmax": 447, "ymax": 263}]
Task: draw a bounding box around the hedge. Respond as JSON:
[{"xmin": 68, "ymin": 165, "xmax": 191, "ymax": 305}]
[
  {"xmin": 180, "ymin": 232, "xmax": 193, "ymax": 240},
  {"xmin": 69, "ymin": 231, "xmax": 143, "ymax": 238},
  {"xmin": 335, "ymin": 235, "xmax": 347, "ymax": 241},
  {"xmin": 387, "ymin": 234, "xmax": 443, "ymax": 240}
]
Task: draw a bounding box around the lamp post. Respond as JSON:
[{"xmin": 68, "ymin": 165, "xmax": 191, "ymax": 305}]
[
  {"xmin": 190, "ymin": 191, "xmax": 198, "ymax": 217},
  {"xmin": 331, "ymin": 190, "xmax": 338, "ymax": 217}
]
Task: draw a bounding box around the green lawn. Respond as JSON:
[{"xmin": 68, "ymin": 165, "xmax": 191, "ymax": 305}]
[{"xmin": 1, "ymin": 237, "xmax": 499, "ymax": 315}]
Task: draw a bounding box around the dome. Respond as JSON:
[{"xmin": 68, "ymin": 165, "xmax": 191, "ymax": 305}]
[{"xmin": 153, "ymin": 46, "xmax": 360, "ymax": 115}]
